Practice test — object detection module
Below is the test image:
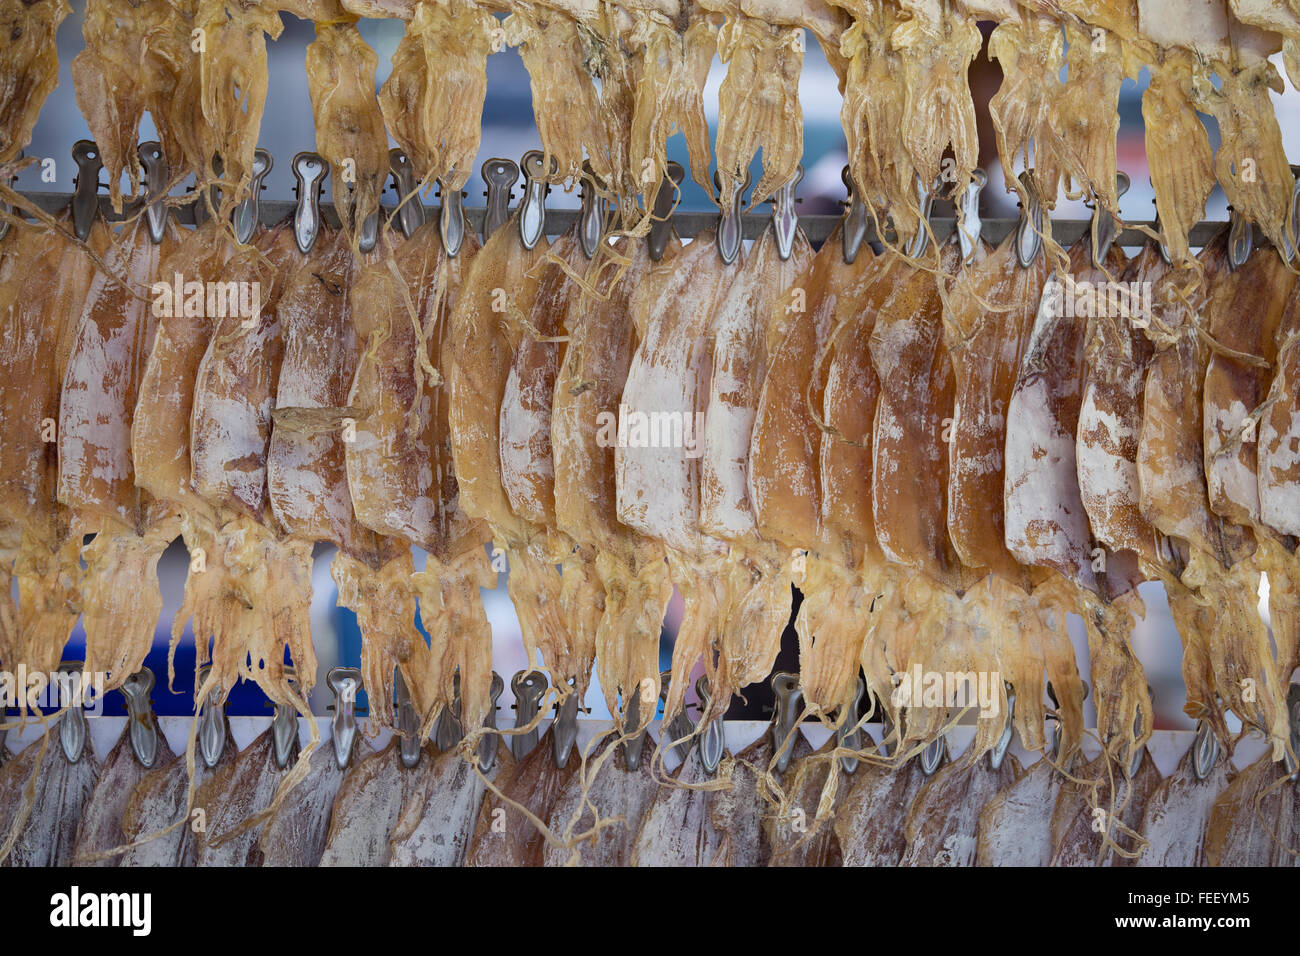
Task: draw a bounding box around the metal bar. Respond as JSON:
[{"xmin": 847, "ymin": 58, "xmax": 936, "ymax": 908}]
[{"xmin": 9, "ymin": 191, "xmax": 1228, "ymax": 246}]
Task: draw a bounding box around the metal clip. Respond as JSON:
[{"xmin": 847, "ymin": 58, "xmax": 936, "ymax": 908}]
[
  {"xmin": 1228, "ymin": 206, "xmax": 1253, "ymax": 270},
  {"xmin": 120, "ymin": 667, "xmax": 162, "ymax": 769},
  {"xmin": 1090, "ymin": 172, "xmax": 1129, "ymax": 267},
  {"xmin": 1015, "ymin": 170, "xmax": 1043, "ymax": 267},
  {"xmin": 904, "ymin": 172, "xmax": 939, "ymax": 260},
  {"xmin": 770, "ymin": 672, "xmax": 802, "ymax": 773},
  {"xmin": 57, "ymin": 661, "xmax": 88, "ymax": 764},
  {"xmin": 1283, "ymin": 684, "xmax": 1300, "ymax": 780},
  {"xmin": 357, "ymin": 206, "xmax": 379, "ymax": 253},
  {"xmin": 481, "ymin": 158, "xmax": 518, "ymax": 241},
  {"xmin": 1284, "ymin": 165, "xmax": 1300, "ymax": 263},
  {"xmin": 271, "ymin": 666, "xmax": 300, "ymax": 770},
  {"xmin": 695, "ymin": 676, "xmax": 725, "ymax": 775},
  {"xmin": 837, "ymin": 678, "xmax": 865, "ymax": 774},
  {"xmin": 621, "ymin": 678, "xmax": 653, "ymax": 771},
  {"xmin": 328, "ymin": 666, "xmax": 361, "ymax": 770},
  {"xmin": 0, "ymin": 150, "xmax": 20, "ymax": 243},
  {"xmin": 232, "ymin": 148, "xmax": 271, "ymax": 246},
  {"xmin": 291, "ymin": 152, "xmax": 327, "ymax": 255},
  {"xmin": 478, "ymin": 672, "xmax": 504, "ymax": 772},
  {"xmin": 138, "ymin": 142, "xmax": 168, "ymax": 244},
  {"xmin": 1046, "ymin": 680, "xmax": 1063, "ymax": 760},
  {"xmin": 716, "ymin": 169, "xmax": 750, "ymax": 265},
  {"xmin": 72, "ymin": 141, "xmax": 103, "ymax": 242},
  {"xmin": 1191, "ymin": 718, "xmax": 1219, "ymax": 781},
  {"xmin": 920, "ymin": 737, "xmax": 945, "ymax": 775},
  {"xmin": 989, "ymin": 682, "xmax": 1015, "ymax": 771},
  {"xmin": 439, "ymin": 181, "xmax": 465, "ymax": 257},
  {"xmin": 190, "ymin": 154, "xmax": 221, "ymax": 228},
  {"xmin": 649, "ymin": 162, "xmax": 684, "ymax": 262},
  {"xmin": 433, "ymin": 672, "xmax": 463, "ymax": 753},
  {"xmin": 876, "ymin": 691, "xmax": 898, "ymax": 758},
  {"xmin": 552, "ymin": 678, "xmax": 580, "ymax": 768},
  {"xmin": 956, "ymin": 169, "xmax": 987, "ymax": 263},
  {"xmin": 578, "ymin": 162, "xmax": 605, "ymax": 259},
  {"xmin": 771, "ymin": 165, "xmax": 802, "ymax": 261},
  {"xmin": 510, "ymin": 670, "xmax": 547, "ymax": 761},
  {"xmin": 1151, "ymin": 198, "xmax": 1174, "ymax": 265},
  {"xmin": 518, "ymin": 149, "xmax": 552, "ymax": 250},
  {"xmin": 394, "ymin": 669, "xmax": 421, "ymax": 769},
  {"xmin": 841, "ymin": 166, "xmax": 869, "ymax": 265},
  {"xmin": 662, "ymin": 672, "xmax": 696, "ymax": 764},
  {"xmin": 388, "ymin": 149, "xmax": 426, "ymax": 240},
  {"xmin": 196, "ymin": 664, "xmax": 228, "ymax": 770},
  {"xmin": 1045, "ymin": 679, "xmax": 1089, "ymax": 767}
]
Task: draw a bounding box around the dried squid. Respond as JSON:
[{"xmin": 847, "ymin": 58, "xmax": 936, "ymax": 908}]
[
  {"xmin": 1050, "ymin": 751, "xmax": 1161, "ymax": 865},
  {"xmin": 945, "ymin": 209, "xmax": 1084, "ymax": 758},
  {"xmin": 1005, "ymin": 228, "xmax": 1151, "ymax": 766},
  {"xmin": 976, "ymin": 751, "xmax": 1072, "ymax": 866},
  {"xmin": 72, "ymin": 672, "xmax": 176, "ymax": 865},
  {"xmin": 0, "ymin": 725, "xmax": 98, "ymax": 866},
  {"xmin": 0, "ymin": 0, "xmax": 68, "ymax": 162},
  {"xmin": 374, "ymin": 0, "xmax": 497, "ymax": 192},
  {"xmin": 70, "ymin": 0, "xmax": 193, "ymax": 208},
  {"xmin": 306, "ymin": 21, "xmax": 389, "ymax": 241},
  {"xmin": 1201, "ymin": 239, "xmax": 1297, "ymax": 758},
  {"xmin": 118, "ymin": 717, "xmax": 235, "ymax": 867},
  {"xmin": 834, "ymin": 740, "xmax": 932, "ymax": 866},
  {"xmin": 500, "ymin": 217, "xmax": 598, "ymax": 698},
  {"xmin": 542, "ymin": 731, "xmax": 658, "ymax": 866},
  {"xmin": 1135, "ymin": 741, "xmax": 1230, "ymax": 866},
  {"xmin": 389, "ymin": 735, "xmax": 514, "ymax": 867},
  {"xmin": 872, "ymin": 227, "xmax": 1033, "ymax": 756},
  {"xmin": 987, "ymin": 10, "xmax": 1065, "ymax": 206},
  {"xmin": 0, "ymin": 196, "xmax": 108, "ymax": 680},
  {"xmin": 553, "ymin": 225, "xmax": 676, "ymax": 727},
  {"xmin": 763, "ymin": 736, "xmax": 847, "ymax": 867},
  {"xmin": 1143, "ymin": 51, "xmax": 1215, "ymax": 267},
  {"xmin": 59, "ymin": 208, "xmax": 181, "ymax": 688},
  {"xmin": 814, "ymin": 214, "xmax": 909, "ymax": 727},
  {"xmin": 1204, "ymin": 750, "xmax": 1300, "ymax": 866},
  {"xmin": 346, "ymin": 190, "xmax": 494, "ymax": 732},
  {"xmin": 892, "ymin": 7, "xmax": 982, "ymax": 201},
  {"xmin": 267, "ymin": 216, "xmax": 422, "ymax": 731},
  {"xmin": 198, "ymin": 0, "xmax": 283, "ymax": 209},
  {"xmin": 625, "ymin": 1, "xmax": 718, "ymax": 196},
  {"xmin": 137, "ymin": 195, "xmax": 301, "ymax": 722},
  {"xmin": 902, "ymin": 749, "xmax": 1023, "ymax": 867},
  {"xmin": 630, "ymin": 731, "xmax": 770, "ymax": 866},
  {"xmin": 702, "ymin": 211, "xmax": 813, "ymax": 713},
  {"xmin": 181, "ymin": 204, "xmax": 318, "ymax": 724},
  {"xmin": 466, "ymin": 728, "xmax": 578, "ymax": 866},
  {"xmin": 1189, "ymin": 60, "xmax": 1296, "ymax": 255},
  {"xmin": 503, "ymin": 4, "xmax": 626, "ymax": 190},
  {"xmin": 258, "ymin": 741, "xmax": 350, "ymax": 866},
  {"xmin": 709, "ymin": 5, "xmax": 804, "ymax": 207},
  {"xmin": 192, "ymin": 726, "xmax": 294, "ymax": 866},
  {"xmin": 751, "ymin": 215, "xmax": 874, "ymax": 720},
  {"xmin": 833, "ymin": 0, "xmax": 915, "ymax": 239},
  {"xmin": 616, "ymin": 224, "xmax": 736, "ymax": 722},
  {"xmin": 448, "ymin": 197, "xmax": 584, "ymax": 712},
  {"xmin": 1049, "ymin": 17, "xmax": 1131, "ymax": 211},
  {"xmin": 1137, "ymin": 228, "xmax": 1255, "ymax": 746},
  {"xmin": 319, "ymin": 738, "xmax": 431, "ymax": 866}
]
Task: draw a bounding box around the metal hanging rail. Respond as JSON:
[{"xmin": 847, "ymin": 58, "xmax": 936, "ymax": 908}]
[{"xmin": 8, "ymin": 190, "xmax": 1231, "ymax": 248}]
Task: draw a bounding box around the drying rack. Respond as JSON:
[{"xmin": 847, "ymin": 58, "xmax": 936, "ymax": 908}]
[{"xmin": 8, "ymin": 191, "xmax": 1231, "ymax": 247}]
